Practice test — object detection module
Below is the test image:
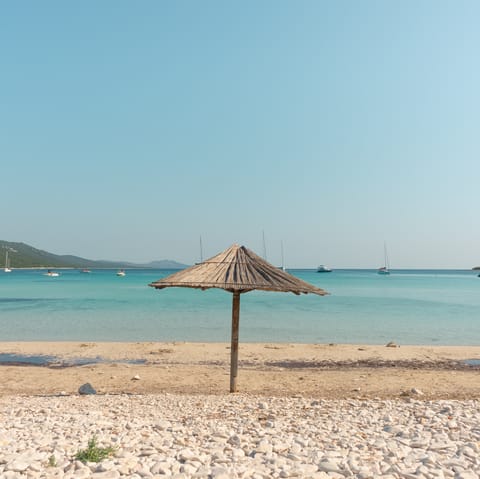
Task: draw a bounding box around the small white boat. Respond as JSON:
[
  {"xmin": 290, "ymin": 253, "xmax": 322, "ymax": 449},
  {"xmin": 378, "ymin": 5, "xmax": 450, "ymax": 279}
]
[
  {"xmin": 116, "ymin": 269, "xmax": 126, "ymax": 277},
  {"xmin": 317, "ymin": 265, "xmax": 332, "ymax": 273},
  {"xmin": 44, "ymin": 270, "xmax": 59, "ymax": 277},
  {"xmin": 4, "ymin": 251, "xmax": 12, "ymax": 273}
]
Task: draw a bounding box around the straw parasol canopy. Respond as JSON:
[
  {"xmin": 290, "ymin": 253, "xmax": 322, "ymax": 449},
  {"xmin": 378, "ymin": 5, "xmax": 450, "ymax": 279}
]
[{"xmin": 149, "ymin": 244, "xmax": 328, "ymax": 392}]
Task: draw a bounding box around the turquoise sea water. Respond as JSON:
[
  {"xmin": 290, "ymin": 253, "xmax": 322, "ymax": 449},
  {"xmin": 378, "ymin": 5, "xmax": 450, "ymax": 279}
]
[{"xmin": 0, "ymin": 269, "xmax": 478, "ymax": 345}]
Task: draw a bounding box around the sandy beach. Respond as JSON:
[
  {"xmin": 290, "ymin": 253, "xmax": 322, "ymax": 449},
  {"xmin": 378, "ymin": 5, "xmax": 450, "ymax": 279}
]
[
  {"xmin": 2, "ymin": 342, "xmax": 480, "ymax": 478},
  {"xmin": 1, "ymin": 341, "xmax": 479, "ymax": 399}
]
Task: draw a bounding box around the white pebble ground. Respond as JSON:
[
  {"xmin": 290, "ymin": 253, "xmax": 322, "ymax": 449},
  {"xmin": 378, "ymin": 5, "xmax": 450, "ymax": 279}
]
[{"xmin": 1, "ymin": 394, "xmax": 479, "ymax": 478}]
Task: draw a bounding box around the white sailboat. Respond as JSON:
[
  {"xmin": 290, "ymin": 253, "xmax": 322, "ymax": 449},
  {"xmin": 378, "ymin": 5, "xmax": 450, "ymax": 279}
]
[
  {"xmin": 378, "ymin": 242, "xmax": 390, "ymax": 275},
  {"xmin": 262, "ymin": 231, "xmax": 267, "ymax": 261},
  {"xmin": 4, "ymin": 251, "xmax": 12, "ymax": 273},
  {"xmin": 195, "ymin": 236, "xmax": 204, "ymax": 265}
]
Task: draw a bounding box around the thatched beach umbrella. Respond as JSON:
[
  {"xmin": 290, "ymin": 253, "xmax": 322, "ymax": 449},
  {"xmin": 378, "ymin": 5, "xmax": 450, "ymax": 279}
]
[{"xmin": 149, "ymin": 244, "xmax": 328, "ymax": 392}]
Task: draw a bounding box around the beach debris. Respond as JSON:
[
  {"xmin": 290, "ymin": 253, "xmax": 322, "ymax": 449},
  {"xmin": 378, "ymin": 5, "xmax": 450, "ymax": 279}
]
[
  {"xmin": 411, "ymin": 387, "xmax": 425, "ymax": 396},
  {"xmin": 78, "ymin": 383, "xmax": 96, "ymax": 395},
  {"xmin": 400, "ymin": 387, "xmax": 425, "ymax": 397},
  {"xmin": 386, "ymin": 341, "xmax": 398, "ymax": 348},
  {"xmin": 132, "ymin": 374, "xmax": 141, "ymax": 381},
  {"xmin": 150, "ymin": 348, "xmax": 174, "ymax": 355}
]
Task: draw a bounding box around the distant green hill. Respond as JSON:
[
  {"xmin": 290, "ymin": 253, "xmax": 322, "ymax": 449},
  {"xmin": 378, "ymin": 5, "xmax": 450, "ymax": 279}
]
[{"xmin": 0, "ymin": 240, "xmax": 187, "ymax": 269}]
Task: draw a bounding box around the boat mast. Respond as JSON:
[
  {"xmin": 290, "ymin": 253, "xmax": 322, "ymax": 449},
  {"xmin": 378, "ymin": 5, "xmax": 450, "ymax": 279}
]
[{"xmin": 262, "ymin": 231, "xmax": 267, "ymax": 261}]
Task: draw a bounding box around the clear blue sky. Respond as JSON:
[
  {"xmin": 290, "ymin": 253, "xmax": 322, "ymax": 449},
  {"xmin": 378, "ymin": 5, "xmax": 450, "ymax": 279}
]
[{"xmin": 2, "ymin": 1, "xmax": 479, "ymax": 268}]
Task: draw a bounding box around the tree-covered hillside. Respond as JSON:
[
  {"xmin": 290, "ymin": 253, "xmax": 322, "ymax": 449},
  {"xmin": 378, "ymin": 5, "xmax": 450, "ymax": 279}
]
[
  {"xmin": 0, "ymin": 241, "xmax": 125, "ymax": 268},
  {"xmin": 0, "ymin": 240, "xmax": 187, "ymax": 269}
]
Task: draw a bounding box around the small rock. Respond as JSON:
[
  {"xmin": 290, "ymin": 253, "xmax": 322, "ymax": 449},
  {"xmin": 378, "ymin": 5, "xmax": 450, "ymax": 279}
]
[
  {"xmin": 6, "ymin": 460, "xmax": 30, "ymax": 472},
  {"xmin": 454, "ymin": 472, "xmax": 479, "ymax": 479},
  {"xmin": 91, "ymin": 471, "xmax": 120, "ymax": 479},
  {"xmin": 255, "ymin": 439, "xmax": 272, "ymax": 454},
  {"xmin": 211, "ymin": 466, "xmax": 230, "ymax": 479},
  {"xmin": 78, "ymin": 383, "xmax": 96, "ymax": 395},
  {"xmin": 318, "ymin": 460, "xmax": 343, "ymax": 474}
]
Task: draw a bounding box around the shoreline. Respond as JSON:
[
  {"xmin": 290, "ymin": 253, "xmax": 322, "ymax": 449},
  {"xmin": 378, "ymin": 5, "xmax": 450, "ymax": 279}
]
[
  {"xmin": 1, "ymin": 342, "xmax": 479, "ymax": 399},
  {"xmin": 1, "ymin": 340, "xmax": 480, "ymax": 359}
]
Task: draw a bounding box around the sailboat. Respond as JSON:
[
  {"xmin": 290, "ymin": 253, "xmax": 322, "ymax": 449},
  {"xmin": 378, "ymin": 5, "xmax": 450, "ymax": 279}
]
[
  {"xmin": 378, "ymin": 242, "xmax": 390, "ymax": 275},
  {"xmin": 4, "ymin": 251, "xmax": 12, "ymax": 273},
  {"xmin": 262, "ymin": 231, "xmax": 267, "ymax": 261},
  {"xmin": 4, "ymin": 251, "xmax": 12, "ymax": 272},
  {"xmin": 280, "ymin": 241, "xmax": 285, "ymax": 272},
  {"xmin": 195, "ymin": 236, "xmax": 204, "ymax": 265}
]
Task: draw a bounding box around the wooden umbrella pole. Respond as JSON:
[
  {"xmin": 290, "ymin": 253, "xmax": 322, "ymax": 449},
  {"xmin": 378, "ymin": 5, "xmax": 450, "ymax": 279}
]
[{"xmin": 230, "ymin": 291, "xmax": 241, "ymax": 393}]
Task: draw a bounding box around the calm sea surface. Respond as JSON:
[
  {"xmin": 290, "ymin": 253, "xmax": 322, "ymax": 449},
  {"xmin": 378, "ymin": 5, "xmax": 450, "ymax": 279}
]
[{"xmin": 0, "ymin": 269, "xmax": 478, "ymax": 345}]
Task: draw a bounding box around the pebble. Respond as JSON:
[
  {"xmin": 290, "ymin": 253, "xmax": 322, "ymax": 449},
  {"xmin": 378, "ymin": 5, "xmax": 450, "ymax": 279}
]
[{"xmin": 1, "ymin": 395, "xmax": 480, "ymax": 478}]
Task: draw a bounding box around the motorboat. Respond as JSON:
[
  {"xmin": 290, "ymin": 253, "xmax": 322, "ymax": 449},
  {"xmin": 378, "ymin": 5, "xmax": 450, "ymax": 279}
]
[
  {"xmin": 44, "ymin": 270, "xmax": 59, "ymax": 277},
  {"xmin": 317, "ymin": 265, "xmax": 332, "ymax": 273},
  {"xmin": 116, "ymin": 269, "xmax": 126, "ymax": 277}
]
